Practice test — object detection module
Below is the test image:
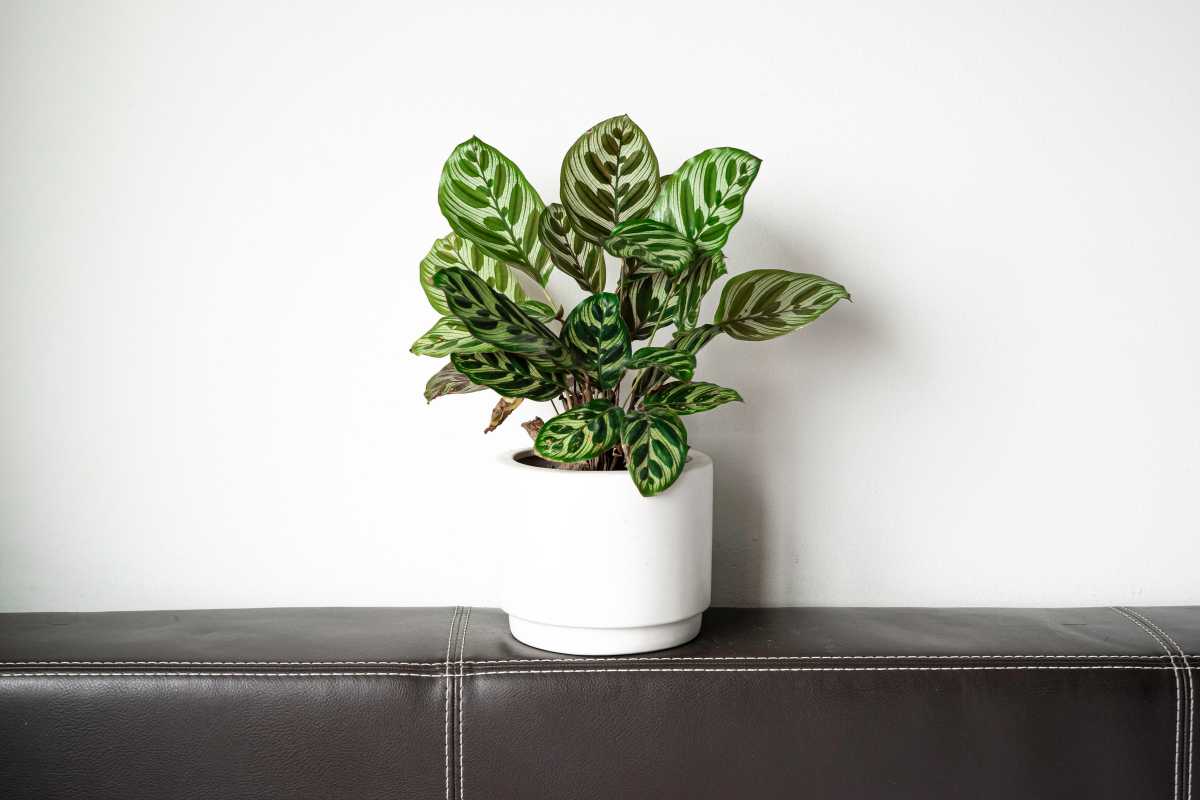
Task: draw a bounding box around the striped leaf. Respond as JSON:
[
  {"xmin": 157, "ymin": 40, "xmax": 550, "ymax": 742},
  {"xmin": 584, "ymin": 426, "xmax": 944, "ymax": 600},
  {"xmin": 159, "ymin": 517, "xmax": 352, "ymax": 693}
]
[
  {"xmin": 517, "ymin": 300, "xmax": 558, "ymax": 322},
  {"xmin": 534, "ymin": 399, "xmax": 623, "ymax": 463},
  {"xmin": 630, "ymin": 324, "xmax": 722, "ymax": 397},
  {"xmin": 714, "ymin": 269, "xmax": 849, "ymax": 341},
  {"xmin": 627, "ymin": 347, "xmax": 695, "ymax": 382},
  {"xmin": 560, "ymin": 115, "xmax": 660, "ymax": 246},
  {"xmin": 644, "ymin": 381, "xmax": 743, "ymax": 415},
  {"xmin": 410, "ymin": 316, "xmax": 494, "ymax": 357},
  {"xmin": 618, "ymin": 262, "xmax": 678, "ymax": 340},
  {"xmin": 650, "ymin": 148, "xmax": 762, "ymax": 252},
  {"xmin": 538, "ymin": 203, "xmax": 605, "ymax": 293},
  {"xmin": 451, "ymin": 351, "xmax": 563, "ymax": 401},
  {"xmin": 621, "ymin": 408, "xmax": 689, "ymax": 497},
  {"xmin": 438, "ymin": 137, "xmax": 551, "ymax": 285},
  {"xmin": 560, "ymin": 292, "xmax": 630, "ymax": 390},
  {"xmin": 674, "ymin": 251, "xmax": 727, "ymax": 330},
  {"xmin": 419, "ymin": 232, "xmax": 526, "ymax": 316},
  {"xmin": 434, "ymin": 268, "xmax": 573, "ymax": 366},
  {"xmin": 424, "ymin": 361, "xmax": 485, "ymax": 403},
  {"xmin": 604, "ymin": 219, "xmax": 695, "ymax": 275}
]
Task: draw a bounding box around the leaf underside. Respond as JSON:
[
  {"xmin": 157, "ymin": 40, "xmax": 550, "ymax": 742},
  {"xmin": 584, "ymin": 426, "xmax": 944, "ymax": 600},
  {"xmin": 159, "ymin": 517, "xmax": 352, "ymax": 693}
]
[
  {"xmin": 621, "ymin": 408, "xmax": 689, "ymax": 497},
  {"xmin": 644, "ymin": 381, "xmax": 743, "ymax": 415},
  {"xmin": 534, "ymin": 399, "xmax": 623, "ymax": 463},
  {"xmin": 561, "ymin": 115, "xmax": 660, "ymax": 246},
  {"xmin": 714, "ymin": 269, "xmax": 849, "ymax": 341},
  {"xmin": 424, "ymin": 361, "xmax": 486, "ymax": 402},
  {"xmin": 538, "ymin": 203, "xmax": 606, "ymax": 293},
  {"xmin": 650, "ymin": 148, "xmax": 762, "ymax": 253},
  {"xmin": 419, "ymin": 232, "xmax": 526, "ymax": 316}
]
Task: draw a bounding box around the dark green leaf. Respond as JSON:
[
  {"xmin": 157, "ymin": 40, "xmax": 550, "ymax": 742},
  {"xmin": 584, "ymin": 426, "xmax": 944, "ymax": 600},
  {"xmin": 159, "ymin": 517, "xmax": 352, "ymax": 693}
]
[
  {"xmin": 560, "ymin": 293, "xmax": 630, "ymax": 390},
  {"xmin": 621, "ymin": 408, "xmax": 689, "ymax": 497},
  {"xmin": 714, "ymin": 269, "xmax": 849, "ymax": 340},
  {"xmin": 534, "ymin": 399, "xmax": 623, "ymax": 463},
  {"xmin": 673, "ymin": 251, "xmax": 726, "ymax": 330},
  {"xmin": 618, "ymin": 265, "xmax": 677, "ymax": 340},
  {"xmin": 538, "ymin": 203, "xmax": 605, "ymax": 293},
  {"xmin": 650, "ymin": 148, "xmax": 761, "ymax": 252},
  {"xmin": 560, "ymin": 115, "xmax": 660, "ymax": 246},
  {"xmin": 644, "ymin": 381, "xmax": 743, "ymax": 415},
  {"xmin": 627, "ymin": 347, "xmax": 695, "ymax": 381},
  {"xmin": 451, "ymin": 350, "xmax": 563, "ymax": 401},
  {"xmin": 410, "ymin": 316, "xmax": 494, "ymax": 357},
  {"xmin": 604, "ymin": 219, "xmax": 695, "ymax": 275},
  {"xmin": 630, "ymin": 324, "xmax": 722, "ymax": 397}
]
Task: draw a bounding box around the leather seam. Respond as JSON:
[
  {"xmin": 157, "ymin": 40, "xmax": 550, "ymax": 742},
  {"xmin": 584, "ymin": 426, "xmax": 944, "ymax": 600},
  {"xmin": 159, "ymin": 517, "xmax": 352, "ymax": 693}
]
[
  {"xmin": 443, "ymin": 606, "xmax": 460, "ymax": 800},
  {"xmin": 1112, "ymin": 606, "xmax": 1181, "ymax": 800},
  {"xmin": 0, "ymin": 671, "xmax": 445, "ymax": 677},
  {"xmin": 458, "ymin": 608, "xmax": 471, "ymax": 800},
  {"xmin": 1131, "ymin": 608, "xmax": 1194, "ymax": 800}
]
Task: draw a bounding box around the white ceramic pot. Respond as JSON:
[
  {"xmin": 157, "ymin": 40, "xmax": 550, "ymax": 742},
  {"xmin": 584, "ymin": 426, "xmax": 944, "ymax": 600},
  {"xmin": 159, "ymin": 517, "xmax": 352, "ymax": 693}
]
[{"xmin": 499, "ymin": 448, "xmax": 713, "ymax": 655}]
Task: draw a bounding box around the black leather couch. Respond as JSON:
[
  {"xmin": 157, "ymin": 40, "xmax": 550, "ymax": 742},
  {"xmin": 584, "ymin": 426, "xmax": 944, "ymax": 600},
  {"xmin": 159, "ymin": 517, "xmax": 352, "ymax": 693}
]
[{"xmin": 2, "ymin": 605, "xmax": 1196, "ymax": 798}]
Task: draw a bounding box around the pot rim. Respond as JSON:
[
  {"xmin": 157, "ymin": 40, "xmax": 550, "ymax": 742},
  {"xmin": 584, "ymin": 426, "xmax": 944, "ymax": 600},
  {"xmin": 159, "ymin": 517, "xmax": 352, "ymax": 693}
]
[{"xmin": 502, "ymin": 448, "xmax": 711, "ymax": 477}]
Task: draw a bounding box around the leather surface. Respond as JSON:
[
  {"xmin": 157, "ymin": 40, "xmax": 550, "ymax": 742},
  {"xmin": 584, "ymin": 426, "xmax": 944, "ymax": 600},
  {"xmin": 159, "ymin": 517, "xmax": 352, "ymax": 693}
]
[{"xmin": 2, "ymin": 605, "xmax": 1196, "ymax": 799}]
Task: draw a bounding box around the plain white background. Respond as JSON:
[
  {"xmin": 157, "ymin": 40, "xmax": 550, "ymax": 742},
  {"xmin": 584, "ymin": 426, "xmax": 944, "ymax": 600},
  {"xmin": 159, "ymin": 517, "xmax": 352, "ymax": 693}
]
[{"xmin": 2, "ymin": 0, "xmax": 1197, "ymax": 612}]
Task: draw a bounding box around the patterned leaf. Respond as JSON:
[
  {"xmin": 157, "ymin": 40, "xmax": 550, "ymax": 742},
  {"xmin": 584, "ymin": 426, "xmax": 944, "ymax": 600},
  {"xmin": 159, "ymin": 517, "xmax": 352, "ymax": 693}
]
[
  {"xmin": 714, "ymin": 269, "xmax": 849, "ymax": 341},
  {"xmin": 534, "ymin": 399, "xmax": 623, "ymax": 463},
  {"xmin": 621, "ymin": 408, "xmax": 689, "ymax": 497},
  {"xmin": 484, "ymin": 396, "xmax": 523, "ymax": 433},
  {"xmin": 419, "ymin": 232, "xmax": 526, "ymax": 316},
  {"xmin": 627, "ymin": 347, "xmax": 695, "ymax": 381},
  {"xmin": 438, "ymin": 137, "xmax": 551, "ymax": 285},
  {"xmin": 517, "ymin": 300, "xmax": 558, "ymax": 322},
  {"xmin": 538, "ymin": 203, "xmax": 605, "ymax": 293},
  {"xmin": 434, "ymin": 268, "xmax": 573, "ymax": 366},
  {"xmin": 630, "ymin": 324, "xmax": 722, "ymax": 397},
  {"xmin": 451, "ymin": 351, "xmax": 563, "ymax": 401},
  {"xmin": 618, "ymin": 266, "xmax": 677, "ymax": 340},
  {"xmin": 650, "ymin": 148, "xmax": 762, "ymax": 252},
  {"xmin": 410, "ymin": 316, "xmax": 494, "ymax": 357},
  {"xmin": 560, "ymin": 115, "xmax": 660, "ymax": 246},
  {"xmin": 644, "ymin": 381, "xmax": 743, "ymax": 415},
  {"xmin": 604, "ymin": 219, "xmax": 695, "ymax": 275},
  {"xmin": 560, "ymin": 293, "xmax": 631, "ymax": 390},
  {"xmin": 424, "ymin": 361, "xmax": 485, "ymax": 402},
  {"xmin": 674, "ymin": 251, "xmax": 727, "ymax": 330}
]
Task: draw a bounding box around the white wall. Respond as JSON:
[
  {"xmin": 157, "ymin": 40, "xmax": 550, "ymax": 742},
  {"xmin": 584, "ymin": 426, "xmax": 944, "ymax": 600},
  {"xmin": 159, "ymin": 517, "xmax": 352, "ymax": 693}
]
[{"xmin": 2, "ymin": 0, "xmax": 1198, "ymax": 612}]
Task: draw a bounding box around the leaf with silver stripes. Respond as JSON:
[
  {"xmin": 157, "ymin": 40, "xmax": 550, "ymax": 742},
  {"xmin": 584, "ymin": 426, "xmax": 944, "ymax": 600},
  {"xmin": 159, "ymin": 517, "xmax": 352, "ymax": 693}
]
[
  {"xmin": 561, "ymin": 292, "xmax": 631, "ymax": 390},
  {"xmin": 424, "ymin": 361, "xmax": 486, "ymax": 403},
  {"xmin": 627, "ymin": 347, "xmax": 695, "ymax": 382},
  {"xmin": 451, "ymin": 350, "xmax": 563, "ymax": 401},
  {"xmin": 410, "ymin": 316, "xmax": 494, "ymax": 357},
  {"xmin": 517, "ymin": 300, "xmax": 558, "ymax": 322},
  {"xmin": 604, "ymin": 219, "xmax": 695, "ymax": 275},
  {"xmin": 419, "ymin": 232, "xmax": 526, "ymax": 316},
  {"xmin": 644, "ymin": 381, "xmax": 743, "ymax": 415},
  {"xmin": 534, "ymin": 399, "xmax": 623, "ymax": 463},
  {"xmin": 618, "ymin": 267, "xmax": 677, "ymax": 340},
  {"xmin": 434, "ymin": 268, "xmax": 573, "ymax": 366},
  {"xmin": 438, "ymin": 137, "xmax": 551, "ymax": 285},
  {"xmin": 538, "ymin": 203, "xmax": 605, "ymax": 293},
  {"xmin": 621, "ymin": 408, "xmax": 689, "ymax": 497},
  {"xmin": 560, "ymin": 115, "xmax": 660, "ymax": 246},
  {"xmin": 630, "ymin": 323, "xmax": 723, "ymax": 397},
  {"xmin": 714, "ymin": 269, "xmax": 849, "ymax": 341},
  {"xmin": 650, "ymin": 148, "xmax": 762, "ymax": 253},
  {"xmin": 673, "ymin": 251, "xmax": 727, "ymax": 330}
]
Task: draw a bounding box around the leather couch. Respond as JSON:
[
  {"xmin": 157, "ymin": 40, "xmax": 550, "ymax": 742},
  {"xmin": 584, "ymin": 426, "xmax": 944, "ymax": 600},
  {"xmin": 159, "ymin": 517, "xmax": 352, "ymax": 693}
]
[{"xmin": 2, "ymin": 605, "xmax": 1196, "ymax": 799}]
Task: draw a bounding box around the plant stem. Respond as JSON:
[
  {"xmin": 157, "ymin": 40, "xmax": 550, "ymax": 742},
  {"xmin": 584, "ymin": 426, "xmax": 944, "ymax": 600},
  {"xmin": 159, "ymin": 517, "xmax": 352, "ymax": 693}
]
[{"xmin": 626, "ymin": 274, "xmax": 682, "ymax": 410}]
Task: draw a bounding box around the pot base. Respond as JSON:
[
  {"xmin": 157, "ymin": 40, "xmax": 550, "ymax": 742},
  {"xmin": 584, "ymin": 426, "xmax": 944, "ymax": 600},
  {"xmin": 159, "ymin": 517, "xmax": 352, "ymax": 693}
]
[{"xmin": 507, "ymin": 613, "xmax": 703, "ymax": 656}]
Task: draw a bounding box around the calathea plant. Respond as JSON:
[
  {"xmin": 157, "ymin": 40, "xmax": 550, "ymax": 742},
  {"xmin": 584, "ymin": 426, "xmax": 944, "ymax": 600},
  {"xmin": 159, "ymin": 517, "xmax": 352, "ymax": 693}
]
[{"xmin": 412, "ymin": 115, "xmax": 848, "ymax": 496}]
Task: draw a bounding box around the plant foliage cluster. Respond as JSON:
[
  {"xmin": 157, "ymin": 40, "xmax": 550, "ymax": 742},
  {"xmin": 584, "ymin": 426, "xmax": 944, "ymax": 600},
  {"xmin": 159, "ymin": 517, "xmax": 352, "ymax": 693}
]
[{"xmin": 413, "ymin": 115, "xmax": 848, "ymax": 496}]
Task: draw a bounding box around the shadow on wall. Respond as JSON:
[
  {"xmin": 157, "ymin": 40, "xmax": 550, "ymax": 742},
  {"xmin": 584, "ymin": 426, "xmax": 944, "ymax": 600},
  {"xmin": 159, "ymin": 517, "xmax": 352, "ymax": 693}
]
[{"xmin": 690, "ymin": 221, "xmax": 886, "ymax": 606}]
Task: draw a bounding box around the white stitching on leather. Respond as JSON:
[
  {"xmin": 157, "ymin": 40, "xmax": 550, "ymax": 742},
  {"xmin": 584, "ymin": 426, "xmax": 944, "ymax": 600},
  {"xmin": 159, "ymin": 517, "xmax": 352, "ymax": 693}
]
[
  {"xmin": 1130, "ymin": 608, "xmax": 1194, "ymax": 800},
  {"xmin": 0, "ymin": 660, "xmax": 444, "ymax": 666},
  {"xmin": 443, "ymin": 606, "xmax": 460, "ymax": 800},
  {"xmin": 468, "ymin": 665, "xmax": 1185, "ymax": 676},
  {"xmin": 0, "ymin": 671, "xmax": 442, "ymax": 677},
  {"xmin": 458, "ymin": 608, "xmax": 471, "ymax": 800},
  {"xmin": 1112, "ymin": 606, "xmax": 1180, "ymax": 800}
]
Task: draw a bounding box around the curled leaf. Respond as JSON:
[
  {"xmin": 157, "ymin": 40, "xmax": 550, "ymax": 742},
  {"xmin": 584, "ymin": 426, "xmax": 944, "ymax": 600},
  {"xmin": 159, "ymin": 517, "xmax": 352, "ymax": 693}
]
[
  {"xmin": 424, "ymin": 362, "xmax": 485, "ymax": 403},
  {"xmin": 485, "ymin": 397, "xmax": 523, "ymax": 433}
]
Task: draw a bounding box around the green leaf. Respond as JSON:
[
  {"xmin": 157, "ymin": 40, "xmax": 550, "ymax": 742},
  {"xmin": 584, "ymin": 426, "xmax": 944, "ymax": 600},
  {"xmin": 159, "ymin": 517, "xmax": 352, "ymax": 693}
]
[
  {"xmin": 650, "ymin": 148, "xmax": 762, "ymax": 252},
  {"xmin": 410, "ymin": 316, "xmax": 494, "ymax": 357},
  {"xmin": 517, "ymin": 300, "xmax": 558, "ymax": 322},
  {"xmin": 673, "ymin": 251, "xmax": 727, "ymax": 330},
  {"xmin": 618, "ymin": 267, "xmax": 677, "ymax": 340},
  {"xmin": 560, "ymin": 293, "xmax": 631, "ymax": 390},
  {"xmin": 604, "ymin": 219, "xmax": 695, "ymax": 275},
  {"xmin": 534, "ymin": 399, "xmax": 623, "ymax": 463},
  {"xmin": 560, "ymin": 114, "xmax": 660, "ymax": 246},
  {"xmin": 419, "ymin": 232, "xmax": 526, "ymax": 316},
  {"xmin": 438, "ymin": 137, "xmax": 551, "ymax": 285},
  {"xmin": 627, "ymin": 347, "xmax": 695, "ymax": 381},
  {"xmin": 621, "ymin": 408, "xmax": 689, "ymax": 497},
  {"xmin": 714, "ymin": 269, "xmax": 849, "ymax": 341},
  {"xmin": 451, "ymin": 350, "xmax": 563, "ymax": 401},
  {"xmin": 424, "ymin": 361, "xmax": 486, "ymax": 402},
  {"xmin": 629, "ymin": 324, "xmax": 722, "ymax": 397},
  {"xmin": 434, "ymin": 268, "xmax": 573, "ymax": 366},
  {"xmin": 538, "ymin": 203, "xmax": 606, "ymax": 293},
  {"xmin": 644, "ymin": 381, "xmax": 743, "ymax": 415}
]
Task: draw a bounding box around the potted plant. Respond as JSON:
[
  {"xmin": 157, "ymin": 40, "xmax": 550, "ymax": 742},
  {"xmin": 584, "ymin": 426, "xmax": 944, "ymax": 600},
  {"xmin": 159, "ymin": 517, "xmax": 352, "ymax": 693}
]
[{"xmin": 412, "ymin": 115, "xmax": 848, "ymax": 655}]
